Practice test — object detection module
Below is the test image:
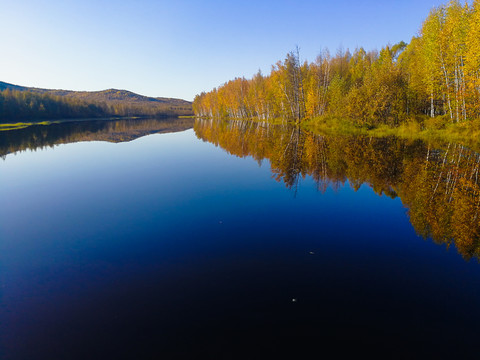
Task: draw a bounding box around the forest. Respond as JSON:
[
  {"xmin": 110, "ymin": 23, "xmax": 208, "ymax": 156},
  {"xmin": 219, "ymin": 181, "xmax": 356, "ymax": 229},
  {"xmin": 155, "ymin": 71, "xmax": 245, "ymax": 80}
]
[
  {"xmin": 193, "ymin": 0, "xmax": 480, "ymax": 133},
  {"xmin": 0, "ymin": 89, "xmax": 111, "ymax": 121},
  {"xmin": 0, "ymin": 84, "xmax": 193, "ymax": 123}
]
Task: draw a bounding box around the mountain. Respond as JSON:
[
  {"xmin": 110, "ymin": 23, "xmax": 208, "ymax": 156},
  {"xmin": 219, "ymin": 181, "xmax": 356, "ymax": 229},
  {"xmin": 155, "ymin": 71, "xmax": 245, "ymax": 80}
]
[{"xmin": 0, "ymin": 81, "xmax": 193, "ymax": 119}]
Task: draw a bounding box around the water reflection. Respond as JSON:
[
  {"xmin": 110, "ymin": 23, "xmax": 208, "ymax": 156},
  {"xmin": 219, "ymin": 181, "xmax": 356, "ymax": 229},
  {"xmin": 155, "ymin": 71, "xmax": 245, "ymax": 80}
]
[
  {"xmin": 195, "ymin": 119, "xmax": 480, "ymax": 260},
  {"xmin": 0, "ymin": 117, "xmax": 194, "ymax": 159}
]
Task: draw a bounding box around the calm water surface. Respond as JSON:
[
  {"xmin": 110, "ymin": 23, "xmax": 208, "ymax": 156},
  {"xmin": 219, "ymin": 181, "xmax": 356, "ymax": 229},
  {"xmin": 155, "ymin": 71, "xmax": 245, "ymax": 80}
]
[{"xmin": 1, "ymin": 118, "xmax": 480, "ymax": 359}]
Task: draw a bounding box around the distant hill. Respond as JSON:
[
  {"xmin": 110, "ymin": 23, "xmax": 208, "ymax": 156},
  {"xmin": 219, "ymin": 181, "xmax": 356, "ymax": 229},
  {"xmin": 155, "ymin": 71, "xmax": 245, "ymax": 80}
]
[
  {"xmin": 0, "ymin": 81, "xmax": 25, "ymax": 92},
  {"xmin": 0, "ymin": 81, "xmax": 193, "ymax": 122}
]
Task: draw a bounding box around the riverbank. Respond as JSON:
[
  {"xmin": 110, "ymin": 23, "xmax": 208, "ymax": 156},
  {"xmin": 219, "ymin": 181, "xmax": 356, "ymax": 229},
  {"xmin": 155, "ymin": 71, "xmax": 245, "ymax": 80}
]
[{"xmin": 303, "ymin": 116, "xmax": 480, "ymax": 150}]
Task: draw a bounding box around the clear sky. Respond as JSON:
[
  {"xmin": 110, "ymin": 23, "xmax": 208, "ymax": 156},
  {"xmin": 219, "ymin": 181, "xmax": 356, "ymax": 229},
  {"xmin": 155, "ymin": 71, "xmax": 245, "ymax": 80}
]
[{"xmin": 0, "ymin": 0, "xmax": 449, "ymax": 101}]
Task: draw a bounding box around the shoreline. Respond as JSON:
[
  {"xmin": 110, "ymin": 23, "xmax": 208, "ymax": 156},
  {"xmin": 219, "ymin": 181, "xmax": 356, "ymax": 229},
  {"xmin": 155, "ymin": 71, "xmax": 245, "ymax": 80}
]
[
  {"xmin": 302, "ymin": 116, "xmax": 480, "ymax": 151},
  {"xmin": 193, "ymin": 115, "xmax": 480, "ymax": 151}
]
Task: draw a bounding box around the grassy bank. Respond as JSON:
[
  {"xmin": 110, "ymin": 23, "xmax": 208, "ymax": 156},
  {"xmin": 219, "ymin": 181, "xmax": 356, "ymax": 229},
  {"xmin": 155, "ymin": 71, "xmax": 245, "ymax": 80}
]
[
  {"xmin": 303, "ymin": 116, "xmax": 480, "ymax": 150},
  {"xmin": 0, "ymin": 122, "xmax": 54, "ymax": 131}
]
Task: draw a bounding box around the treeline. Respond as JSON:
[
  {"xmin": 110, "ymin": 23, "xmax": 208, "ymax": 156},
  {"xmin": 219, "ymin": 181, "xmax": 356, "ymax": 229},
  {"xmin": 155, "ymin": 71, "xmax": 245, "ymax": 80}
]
[
  {"xmin": 0, "ymin": 88, "xmax": 193, "ymax": 123},
  {"xmin": 195, "ymin": 119, "xmax": 480, "ymax": 260},
  {"xmin": 0, "ymin": 89, "xmax": 108, "ymax": 121},
  {"xmin": 194, "ymin": 0, "xmax": 480, "ymax": 127}
]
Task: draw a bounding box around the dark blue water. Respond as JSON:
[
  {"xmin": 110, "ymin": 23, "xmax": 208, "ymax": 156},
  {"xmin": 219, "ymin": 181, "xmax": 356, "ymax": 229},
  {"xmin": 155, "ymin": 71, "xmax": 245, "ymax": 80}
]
[{"xmin": 1, "ymin": 119, "xmax": 480, "ymax": 359}]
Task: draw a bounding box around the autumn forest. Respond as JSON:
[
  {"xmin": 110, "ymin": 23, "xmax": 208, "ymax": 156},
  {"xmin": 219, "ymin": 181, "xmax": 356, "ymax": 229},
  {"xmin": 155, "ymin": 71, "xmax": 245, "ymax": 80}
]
[{"xmin": 193, "ymin": 0, "xmax": 480, "ymax": 132}]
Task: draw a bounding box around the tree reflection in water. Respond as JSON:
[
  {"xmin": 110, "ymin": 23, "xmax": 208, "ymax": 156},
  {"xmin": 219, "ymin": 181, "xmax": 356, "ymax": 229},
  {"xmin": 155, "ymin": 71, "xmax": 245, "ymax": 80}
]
[
  {"xmin": 195, "ymin": 118, "xmax": 480, "ymax": 260},
  {"xmin": 0, "ymin": 117, "xmax": 194, "ymax": 159}
]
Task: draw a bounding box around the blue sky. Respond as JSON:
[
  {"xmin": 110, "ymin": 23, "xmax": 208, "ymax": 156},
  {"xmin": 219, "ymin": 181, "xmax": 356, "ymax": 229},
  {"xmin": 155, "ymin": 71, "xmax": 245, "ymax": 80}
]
[{"xmin": 0, "ymin": 0, "xmax": 448, "ymax": 101}]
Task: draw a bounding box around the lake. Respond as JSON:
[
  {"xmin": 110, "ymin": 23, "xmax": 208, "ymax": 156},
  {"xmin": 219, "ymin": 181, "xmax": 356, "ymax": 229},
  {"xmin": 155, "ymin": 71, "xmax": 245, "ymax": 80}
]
[{"xmin": 1, "ymin": 117, "xmax": 480, "ymax": 359}]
